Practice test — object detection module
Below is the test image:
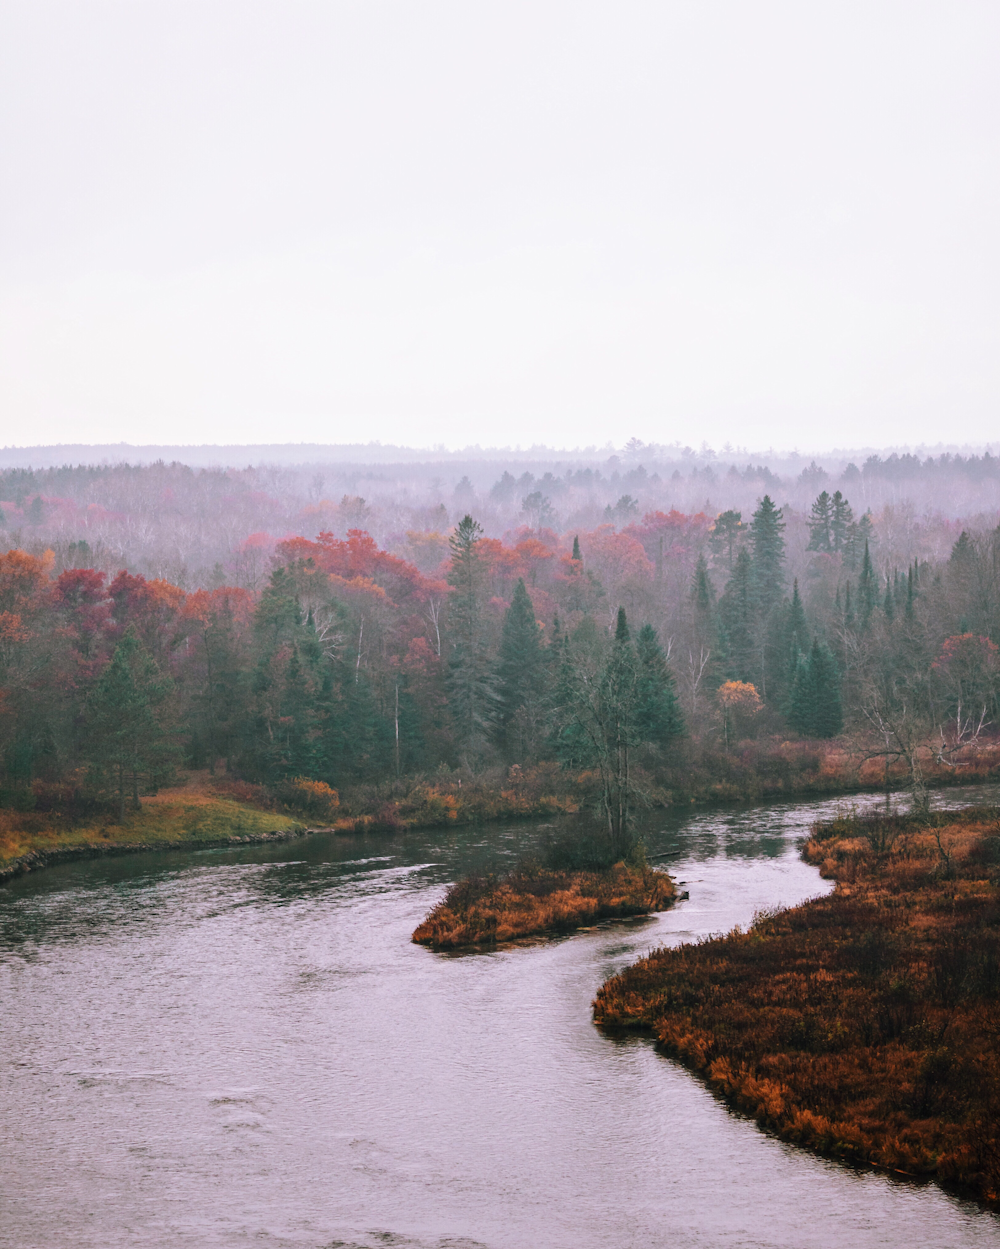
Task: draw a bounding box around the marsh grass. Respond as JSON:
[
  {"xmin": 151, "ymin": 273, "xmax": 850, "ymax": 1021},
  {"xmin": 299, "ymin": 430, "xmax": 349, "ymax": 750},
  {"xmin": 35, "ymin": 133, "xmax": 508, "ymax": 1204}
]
[
  {"xmin": 593, "ymin": 804, "xmax": 1000, "ymax": 1206},
  {"xmin": 413, "ymin": 849, "xmax": 674, "ymax": 951}
]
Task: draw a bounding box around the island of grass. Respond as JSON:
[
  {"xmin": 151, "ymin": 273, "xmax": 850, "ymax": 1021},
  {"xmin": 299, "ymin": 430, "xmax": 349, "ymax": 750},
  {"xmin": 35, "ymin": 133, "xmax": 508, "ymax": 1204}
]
[
  {"xmin": 413, "ymin": 837, "xmax": 676, "ymax": 950},
  {"xmin": 594, "ymin": 804, "xmax": 1000, "ymax": 1206}
]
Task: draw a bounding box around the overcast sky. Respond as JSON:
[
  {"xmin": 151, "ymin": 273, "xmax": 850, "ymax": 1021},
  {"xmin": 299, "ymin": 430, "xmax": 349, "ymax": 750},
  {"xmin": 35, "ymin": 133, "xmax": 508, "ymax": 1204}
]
[{"xmin": 0, "ymin": 1, "xmax": 997, "ymax": 452}]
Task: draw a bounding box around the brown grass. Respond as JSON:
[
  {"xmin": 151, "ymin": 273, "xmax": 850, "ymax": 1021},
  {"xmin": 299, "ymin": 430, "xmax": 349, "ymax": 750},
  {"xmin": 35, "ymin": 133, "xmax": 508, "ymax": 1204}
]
[
  {"xmin": 413, "ymin": 861, "xmax": 676, "ymax": 950},
  {"xmin": 593, "ymin": 806, "xmax": 1000, "ymax": 1205}
]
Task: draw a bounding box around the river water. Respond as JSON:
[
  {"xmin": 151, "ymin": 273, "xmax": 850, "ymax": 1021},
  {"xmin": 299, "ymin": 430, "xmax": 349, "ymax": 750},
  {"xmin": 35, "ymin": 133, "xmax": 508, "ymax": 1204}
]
[{"xmin": 2, "ymin": 789, "xmax": 999, "ymax": 1248}]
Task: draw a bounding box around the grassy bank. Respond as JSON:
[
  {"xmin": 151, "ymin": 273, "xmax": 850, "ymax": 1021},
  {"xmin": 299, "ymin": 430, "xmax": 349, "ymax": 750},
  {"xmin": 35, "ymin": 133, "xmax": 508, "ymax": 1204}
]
[
  {"xmin": 593, "ymin": 806, "xmax": 1000, "ymax": 1206},
  {"xmin": 0, "ymin": 778, "xmax": 304, "ymax": 883},
  {"xmin": 413, "ymin": 860, "xmax": 676, "ymax": 950}
]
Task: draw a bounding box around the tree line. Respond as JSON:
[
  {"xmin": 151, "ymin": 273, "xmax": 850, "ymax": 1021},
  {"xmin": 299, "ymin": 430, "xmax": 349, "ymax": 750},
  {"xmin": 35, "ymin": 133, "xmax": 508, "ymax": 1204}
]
[{"xmin": 0, "ymin": 491, "xmax": 997, "ymax": 824}]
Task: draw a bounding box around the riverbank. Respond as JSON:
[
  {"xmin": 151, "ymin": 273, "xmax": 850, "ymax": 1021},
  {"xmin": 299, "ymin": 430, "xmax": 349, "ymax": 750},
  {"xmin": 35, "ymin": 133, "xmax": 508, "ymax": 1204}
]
[
  {"xmin": 338, "ymin": 738, "xmax": 1000, "ymax": 829},
  {"xmin": 413, "ymin": 861, "xmax": 676, "ymax": 950},
  {"xmin": 0, "ymin": 781, "xmax": 305, "ymax": 884},
  {"xmin": 593, "ymin": 805, "xmax": 1000, "ymax": 1207}
]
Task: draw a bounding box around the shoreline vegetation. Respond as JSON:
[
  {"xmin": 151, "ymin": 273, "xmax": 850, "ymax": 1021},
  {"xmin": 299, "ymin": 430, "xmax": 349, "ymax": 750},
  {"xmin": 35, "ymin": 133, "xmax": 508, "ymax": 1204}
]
[
  {"xmin": 3, "ymin": 741, "xmax": 1000, "ymax": 885},
  {"xmin": 594, "ymin": 805, "xmax": 1000, "ymax": 1208},
  {"xmin": 412, "ymin": 859, "xmax": 676, "ymax": 950}
]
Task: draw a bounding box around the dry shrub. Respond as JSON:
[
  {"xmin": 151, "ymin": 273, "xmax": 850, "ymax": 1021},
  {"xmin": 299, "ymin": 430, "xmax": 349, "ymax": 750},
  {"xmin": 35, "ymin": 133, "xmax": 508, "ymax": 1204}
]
[{"xmin": 275, "ymin": 777, "xmax": 340, "ymax": 823}]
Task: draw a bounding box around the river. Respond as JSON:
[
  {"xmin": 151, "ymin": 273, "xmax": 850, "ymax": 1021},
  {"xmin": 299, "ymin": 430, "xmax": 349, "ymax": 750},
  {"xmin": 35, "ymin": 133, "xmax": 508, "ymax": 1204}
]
[{"xmin": 2, "ymin": 788, "xmax": 999, "ymax": 1248}]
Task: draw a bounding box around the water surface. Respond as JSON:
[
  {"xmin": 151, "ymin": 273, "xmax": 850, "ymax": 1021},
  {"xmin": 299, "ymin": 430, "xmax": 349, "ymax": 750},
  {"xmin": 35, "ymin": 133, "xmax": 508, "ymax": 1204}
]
[{"xmin": 2, "ymin": 789, "xmax": 999, "ymax": 1248}]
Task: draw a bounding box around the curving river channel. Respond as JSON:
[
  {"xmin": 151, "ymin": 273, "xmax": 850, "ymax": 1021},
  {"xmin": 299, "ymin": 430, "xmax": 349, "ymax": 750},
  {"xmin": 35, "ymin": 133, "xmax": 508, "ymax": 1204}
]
[{"xmin": 2, "ymin": 789, "xmax": 1000, "ymax": 1249}]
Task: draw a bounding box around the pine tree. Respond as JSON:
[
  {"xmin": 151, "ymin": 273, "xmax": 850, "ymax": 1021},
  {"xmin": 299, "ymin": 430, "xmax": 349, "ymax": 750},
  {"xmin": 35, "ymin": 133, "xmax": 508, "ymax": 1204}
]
[
  {"xmin": 634, "ymin": 623, "xmax": 684, "ymax": 744},
  {"xmin": 806, "ymin": 491, "xmax": 833, "ymax": 552},
  {"xmin": 709, "ymin": 510, "xmax": 744, "ymax": 570},
  {"xmin": 547, "ymin": 633, "xmax": 590, "ymax": 767},
  {"xmin": 599, "ymin": 608, "xmax": 639, "ymax": 847},
  {"xmin": 782, "ymin": 579, "xmax": 808, "ymax": 703},
  {"xmin": 85, "ymin": 629, "xmax": 174, "ymax": 821},
  {"xmin": 691, "ymin": 553, "xmax": 714, "ymax": 616},
  {"xmin": 446, "ymin": 514, "xmax": 494, "ymax": 757},
  {"xmin": 858, "ymin": 541, "xmax": 876, "ymax": 624},
  {"xmin": 830, "ymin": 491, "xmax": 854, "ymax": 554},
  {"xmin": 749, "ymin": 495, "xmax": 786, "ymax": 609},
  {"xmin": 571, "ymin": 535, "xmax": 582, "ymax": 563},
  {"xmin": 493, "ymin": 578, "xmax": 546, "ymax": 760},
  {"xmin": 719, "ymin": 548, "xmax": 754, "ymax": 683},
  {"xmin": 788, "ymin": 639, "xmax": 843, "ymax": 738}
]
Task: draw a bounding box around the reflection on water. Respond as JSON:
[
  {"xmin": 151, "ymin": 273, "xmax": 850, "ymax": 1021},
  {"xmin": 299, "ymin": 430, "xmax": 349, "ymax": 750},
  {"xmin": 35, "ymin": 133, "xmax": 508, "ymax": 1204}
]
[{"xmin": 1, "ymin": 788, "xmax": 999, "ymax": 1248}]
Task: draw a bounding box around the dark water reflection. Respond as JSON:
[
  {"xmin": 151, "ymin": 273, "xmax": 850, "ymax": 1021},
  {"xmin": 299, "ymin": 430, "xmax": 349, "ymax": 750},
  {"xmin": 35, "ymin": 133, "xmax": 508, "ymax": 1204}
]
[{"xmin": 2, "ymin": 788, "xmax": 999, "ymax": 1248}]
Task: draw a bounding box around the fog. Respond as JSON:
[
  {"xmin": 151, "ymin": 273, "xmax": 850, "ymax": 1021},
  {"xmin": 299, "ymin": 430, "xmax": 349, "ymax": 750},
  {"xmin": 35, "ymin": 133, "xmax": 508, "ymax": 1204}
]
[
  {"xmin": 1, "ymin": 442, "xmax": 997, "ymax": 591},
  {"xmin": 1, "ymin": 2, "xmax": 998, "ymax": 451}
]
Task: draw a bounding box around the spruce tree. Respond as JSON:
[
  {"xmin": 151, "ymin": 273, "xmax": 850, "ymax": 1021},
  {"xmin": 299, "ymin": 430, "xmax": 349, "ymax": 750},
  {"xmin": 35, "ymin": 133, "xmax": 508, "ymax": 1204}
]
[
  {"xmin": 718, "ymin": 548, "xmax": 755, "ymax": 683},
  {"xmin": 709, "ymin": 510, "xmax": 744, "ymax": 570},
  {"xmin": 782, "ymin": 579, "xmax": 808, "ymax": 703},
  {"xmin": 86, "ymin": 629, "xmax": 174, "ymax": 821},
  {"xmin": 830, "ymin": 491, "xmax": 854, "ymax": 553},
  {"xmin": 788, "ymin": 639, "xmax": 843, "ymax": 738},
  {"xmin": 858, "ymin": 541, "xmax": 876, "ymax": 624},
  {"xmin": 493, "ymin": 578, "xmax": 546, "ymax": 760},
  {"xmin": 749, "ymin": 495, "xmax": 786, "ymax": 609},
  {"xmin": 691, "ymin": 553, "xmax": 714, "ymax": 616},
  {"xmin": 806, "ymin": 491, "xmax": 833, "ymax": 552},
  {"xmin": 634, "ymin": 623, "xmax": 684, "ymax": 744},
  {"xmin": 446, "ymin": 514, "xmax": 494, "ymax": 757},
  {"xmin": 571, "ymin": 535, "xmax": 582, "ymax": 562}
]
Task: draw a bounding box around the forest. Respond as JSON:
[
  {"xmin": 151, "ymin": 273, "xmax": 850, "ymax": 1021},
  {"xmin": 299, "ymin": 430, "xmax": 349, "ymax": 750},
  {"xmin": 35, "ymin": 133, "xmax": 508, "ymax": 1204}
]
[{"xmin": 0, "ymin": 444, "xmax": 999, "ymax": 836}]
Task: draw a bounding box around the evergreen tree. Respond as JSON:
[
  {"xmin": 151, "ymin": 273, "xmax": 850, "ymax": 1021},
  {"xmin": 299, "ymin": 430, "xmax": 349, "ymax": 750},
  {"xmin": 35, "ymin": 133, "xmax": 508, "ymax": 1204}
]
[
  {"xmin": 749, "ymin": 495, "xmax": 786, "ymax": 609},
  {"xmin": 691, "ymin": 553, "xmax": 715, "ymax": 616},
  {"xmin": 830, "ymin": 491, "xmax": 854, "ymax": 553},
  {"xmin": 844, "ymin": 510, "xmax": 875, "ymax": 569},
  {"xmin": 718, "ymin": 548, "xmax": 755, "ymax": 683},
  {"xmin": 806, "ymin": 491, "xmax": 833, "ymax": 552},
  {"xmin": 85, "ymin": 629, "xmax": 174, "ymax": 821},
  {"xmin": 446, "ymin": 514, "xmax": 494, "ymax": 757},
  {"xmin": 709, "ymin": 510, "xmax": 744, "ymax": 570},
  {"xmin": 788, "ymin": 639, "xmax": 843, "ymax": 738},
  {"xmin": 571, "ymin": 535, "xmax": 582, "ymax": 562},
  {"xmin": 493, "ymin": 578, "xmax": 546, "ymax": 760},
  {"xmin": 634, "ymin": 623, "xmax": 684, "ymax": 744},
  {"xmin": 598, "ymin": 608, "xmax": 639, "ymax": 847},
  {"xmin": 782, "ymin": 579, "xmax": 808, "ymax": 704},
  {"xmin": 858, "ymin": 541, "xmax": 876, "ymax": 624}
]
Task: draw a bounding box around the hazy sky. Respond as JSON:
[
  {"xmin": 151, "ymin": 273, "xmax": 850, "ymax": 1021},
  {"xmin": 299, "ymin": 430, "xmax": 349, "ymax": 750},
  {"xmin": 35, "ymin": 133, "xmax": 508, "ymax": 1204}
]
[{"xmin": 1, "ymin": 1, "xmax": 997, "ymax": 452}]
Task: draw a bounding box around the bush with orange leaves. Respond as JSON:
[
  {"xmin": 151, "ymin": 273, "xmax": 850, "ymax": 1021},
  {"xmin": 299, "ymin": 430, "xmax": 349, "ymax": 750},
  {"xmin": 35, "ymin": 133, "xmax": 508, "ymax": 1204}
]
[
  {"xmin": 594, "ymin": 805, "xmax": 1000, "ymax": 1206},
  {"xmin": 413, "ymin": 860, "xmax": 675, "ymax": 950},
  {"xmin": 275, "ymin": 777, "xmax": 340, "ymax": 823}
]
